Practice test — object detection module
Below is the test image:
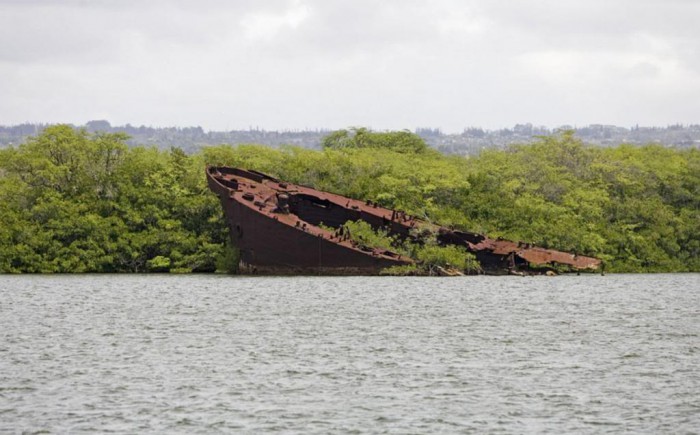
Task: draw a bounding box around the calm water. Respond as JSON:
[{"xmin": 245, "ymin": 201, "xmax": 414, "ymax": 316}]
[{"xmin": 1, "ymin": 274, "xmax": 698, "ymax": 434}]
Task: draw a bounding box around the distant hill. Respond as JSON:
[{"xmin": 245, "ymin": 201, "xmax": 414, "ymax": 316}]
[
  {"xmin": 0, "ymin": 121, "xmax": 329, "ymax": 154},
  {"xmin": 420, "ymin": 123, "xmax": 700, "ymax": 154},
  {"xmin": 1, "ymin": 121, "xmax": 698, "ymax": 154}
]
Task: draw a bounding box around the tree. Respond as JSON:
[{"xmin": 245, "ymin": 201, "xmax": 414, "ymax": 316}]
[{"xmin": 321, "ymin": 127, "xmax": 429, "ymax": 153}]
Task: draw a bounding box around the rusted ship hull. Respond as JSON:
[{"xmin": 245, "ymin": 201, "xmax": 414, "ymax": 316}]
[
  {"xmin": 207, "ymin": 167, "xmax": 411, "ymax": 275},
  {"xmin": 206, "ymin": 166, "xmax": 601, "ymax": 275}
]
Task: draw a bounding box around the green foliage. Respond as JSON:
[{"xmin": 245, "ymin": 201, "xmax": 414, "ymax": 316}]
[
  {"xmin": 415, "ymin": 244, "xmax": 480, "ymax": 274},
  {"xmin": 321, "ymin": 127, "xmax": 430, "ymax": 154},
  {"xmin": 0, "ymin": 125, "xmax": 228, "ymax": 273},
  {"xmin": 215, "ymin": 241, "xmax": 240, "ymax": 274},
  {"xmin": 1, "ymin": 126, "xmax": 698, "ymax": 274},
  {"xmin": 457, "ymin": 133, "xmax": 699, "ymax": 271},
  {"xmin": 340, "ymin": 220, "xmax": 479, "ymax": 275},
  {"xmin": 342, "ymin": 220, "xmax": 397, "ymax": 252},
  {"xmin": 379, "ymin": 264, "xmax": 420, "ymax": 276}
]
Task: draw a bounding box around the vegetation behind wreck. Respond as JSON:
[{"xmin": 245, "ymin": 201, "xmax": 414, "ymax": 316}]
[{"xmin": 0, "ymin": 125, "xmax": 698, "ymax": 273}]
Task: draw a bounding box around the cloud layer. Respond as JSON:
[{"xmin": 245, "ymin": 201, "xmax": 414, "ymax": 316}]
[{"xmin": 1, "ymin": 0, "xmax": 698, "ymax": 132}]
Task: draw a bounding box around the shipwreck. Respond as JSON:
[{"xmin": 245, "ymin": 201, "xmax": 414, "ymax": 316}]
[{"xmin": 206, "ymin": 166, "xmax": 601, "ymax": 275}]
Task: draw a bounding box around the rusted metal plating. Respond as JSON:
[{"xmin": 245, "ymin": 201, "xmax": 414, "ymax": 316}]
[{"xmin": 207, "ymin": 166, "xmax": 601, "ymax": 274}]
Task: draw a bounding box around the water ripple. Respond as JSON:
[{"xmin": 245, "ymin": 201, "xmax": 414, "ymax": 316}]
[{"xmin": 0, "ymin": 274, "xmax": 698, "ymax": 433}]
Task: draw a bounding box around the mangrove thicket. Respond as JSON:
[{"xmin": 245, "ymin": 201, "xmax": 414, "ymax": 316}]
[{"xmin": 0, "ymin": 125, "xmax": 698, "ymax": 273}]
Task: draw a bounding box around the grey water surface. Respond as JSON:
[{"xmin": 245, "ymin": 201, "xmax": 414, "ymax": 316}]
[{"xmin": 1, "ymin": 274, "xmax": 698, "ymax": 434}]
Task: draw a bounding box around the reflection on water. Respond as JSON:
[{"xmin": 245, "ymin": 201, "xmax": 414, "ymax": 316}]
[{"xmin": 1, "ymin": 274, "xmax": 698, "ymax": 433}]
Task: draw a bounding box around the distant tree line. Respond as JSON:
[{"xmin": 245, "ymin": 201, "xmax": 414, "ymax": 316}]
[
  {"xmin": 1, "ymin": 125, "xmax": 697, "ymax": 273},
  {"xmin": 1, "ymin": 121, "xmax": 699, "ymax": 155},
  {"xmin": 423, "ymin": 123, "xmax": 700, "ymax": 154}
]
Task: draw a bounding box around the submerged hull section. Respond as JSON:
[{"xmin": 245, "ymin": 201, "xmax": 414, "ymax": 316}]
[
  {"xmin": 206, "ymin": 166, "xmax": 601, "ymax": 275},
  {"xmin": 207, "ymin": 167, "xmax": 410, "ymax": 274}
]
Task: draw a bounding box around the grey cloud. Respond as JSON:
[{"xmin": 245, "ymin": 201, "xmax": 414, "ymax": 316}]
[
  {"xmin": 0, "ymin": 0, "xmax": 698, "ymax": 131},
  {"xmin": 0, "ymin": 0, "xmax": 293, "ymax": 63}
]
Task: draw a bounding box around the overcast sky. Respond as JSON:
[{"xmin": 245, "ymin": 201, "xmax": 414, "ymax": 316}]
[{"xmin": 1, "ymin": 0, "xmax": 698, "ymax": 132}]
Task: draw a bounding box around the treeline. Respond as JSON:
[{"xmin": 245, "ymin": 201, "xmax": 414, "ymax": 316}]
[
  {"xmin": 4, "ymin": 121, "xmax": 700, "ymax": 155},
  {"xmin": 428, "ymin": 123, "xmax": 700, "ymax": 154},
  {"xmin": 0, "ymin": 121, "xmax": 328, "ymax": 153},
  {"xmin": 0, "ymin": 126, "xmax": 698, "ymax": 273}
]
